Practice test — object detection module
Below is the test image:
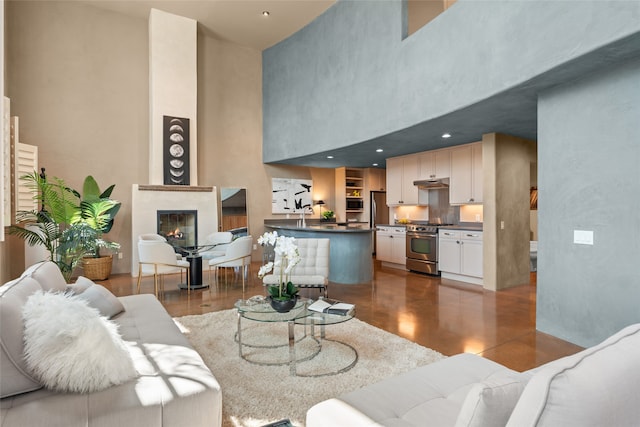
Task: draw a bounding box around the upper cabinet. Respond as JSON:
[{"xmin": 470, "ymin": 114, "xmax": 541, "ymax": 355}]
[
  {"xmin": 418, "ymin": 149, "xmax": 451, "ymax": 180},
  {"xmin": 386, "ymin": 155, "xmax": 419, "ymax": 205},
  {"xmin": 365, "ymin": 167, "xmax": 386, "ymax": 192},
  {"xmin": 450, "ymin": 142, "xmax": 483, "ymax": 205},
  {"xmin": 386, "ymin": 142, "xmax": 482, "ymax": 206}
]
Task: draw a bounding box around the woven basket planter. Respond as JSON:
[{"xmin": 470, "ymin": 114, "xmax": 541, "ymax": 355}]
[{"xmin": 82, "ymin": 255, "xmax": 113, "ymax": 281}]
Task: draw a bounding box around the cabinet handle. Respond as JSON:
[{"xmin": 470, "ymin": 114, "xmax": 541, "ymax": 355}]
[
  {"xmin": 468, "ymin": 198, "xmax": 474, "ymax": 202},
  {"xmin": 466, "ymin": 234, "xmax": 478, "ymax": 237}
]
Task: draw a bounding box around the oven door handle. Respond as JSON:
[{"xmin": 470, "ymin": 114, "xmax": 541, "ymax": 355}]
[{"xmin": 407, "ymin": 232, "xmax": 438, "ymax": 238}]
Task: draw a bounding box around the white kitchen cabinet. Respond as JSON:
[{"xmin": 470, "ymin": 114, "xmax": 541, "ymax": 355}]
[
  {"xmin": 450, "ymin": 142, "xmax": 483, "ymax": 205},
  {"xmin": 376, "ymin": 227, "xmax": 406, "ymax": 267},
  {"xmin": 418, "ymin": 148, "xmax": 451, "ymax": 180},
  {"xmin": 386, "ymin": 155, "xmax": 419, "ymax": 205},
  {"xmin": 461, "ymin": 231, "xmax": 483, "ymax": 278},
  {"xmin": 438, "ymin": 229, "xmax": 483, "ymax": 285},
  {"xmin": 438, "ymin": 230, "xmax": 461, "ymax": 273}
]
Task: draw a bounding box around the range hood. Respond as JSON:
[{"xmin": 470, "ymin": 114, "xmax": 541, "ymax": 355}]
[{"xmin": 413, "ymin": 178, "xmax": 449, "ymax": 189}]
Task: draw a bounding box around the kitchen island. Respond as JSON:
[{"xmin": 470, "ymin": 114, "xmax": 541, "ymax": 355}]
[{"xmin": 264, "ymin": 222, "xmax": 374, "ymax": 284}]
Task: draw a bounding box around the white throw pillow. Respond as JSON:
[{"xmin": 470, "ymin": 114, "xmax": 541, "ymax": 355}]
[
  {"xmin": 69, "ymin": 276, "xmax": 125, "ymax": 319},
  {"xmin": 65, "ymin": 275, "xmax": 94, "ymax": 295},
  {"xmin": 455, "ymin": 371, "xmax": 527, "ymax": 427},
  {"xmin": 22, "ymin": 291, "xmax": 137, "ymax": 393}
]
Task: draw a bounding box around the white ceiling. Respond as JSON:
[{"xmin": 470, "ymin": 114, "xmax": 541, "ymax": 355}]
[{"xmin": 83, "ymin": 0, "xmax": 336, "ymax": 51}]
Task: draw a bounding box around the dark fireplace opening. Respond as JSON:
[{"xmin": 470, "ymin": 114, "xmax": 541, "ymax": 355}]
[{"xmin": 157, "ymin": 210, "xmax": 197, "ymax": 250}]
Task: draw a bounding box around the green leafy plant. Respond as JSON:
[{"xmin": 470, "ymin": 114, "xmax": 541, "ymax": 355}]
[
  {"xmin": 8, "ymin": 172, "xmax": 120, "ymax": 281},
  {"xmin": 321, "ymin": 210, "xmax": 334, "ymax": 220},
  {"xmin": 257, "ymin": 231, "xmax": 300, "ymax": 300},
  {"xmin": 72, "ymin": 175, "xmax": 121, "ymax": 258}
]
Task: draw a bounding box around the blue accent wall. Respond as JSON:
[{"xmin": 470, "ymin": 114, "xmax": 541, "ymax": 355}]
[
  {"xmin": 263, "ymin": 0, "xmax": 640, "ymax": 346},
  {"xmin": 537, "ymin": 58, "xmax": 640, "ymax": 346},
  {"xmin": 263, "ymin": 0, "xmax": 640, "ymax": 165}
]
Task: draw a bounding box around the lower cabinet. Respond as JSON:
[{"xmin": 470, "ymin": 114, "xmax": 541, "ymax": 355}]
[
  {"xmin": 438, "ymin": 229, "xmax": 483, "ymax": 285},
  {"xmin": 376, "ymin": 231, "xmax": 406, "ymax": 267}
]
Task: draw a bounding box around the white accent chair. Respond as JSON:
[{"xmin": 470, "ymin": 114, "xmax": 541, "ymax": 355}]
[
  {"xmin": 208, "ymin": 235, "xmax": 253, "ymax": 293},
  {"xmin": 200, "ymin": 232, "xmax": 234, "ymax": 260},
  {"xmin": 262, "ymin": 238, "xmax": 330, "ymax": 298},
  {"xmin": 138, "ymin": 233, "xmax": 167, "ymax": 241},
  {"xmin": 139, "ymin": 233, "xmax": 183, "ymax": 261},
  {"xmin": 137, "ymin": 240, "xmax": 191, "ymax": 298}
]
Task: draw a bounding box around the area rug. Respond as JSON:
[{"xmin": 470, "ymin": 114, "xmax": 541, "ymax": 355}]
[{"xmin": 174, "ymin": 309, "xmax": 444, "ymax": 427}]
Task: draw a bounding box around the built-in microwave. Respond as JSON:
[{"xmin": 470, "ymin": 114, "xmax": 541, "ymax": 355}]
[{"xmin": 347, "ymin": 199, "xmax": 364, "ymax": 210}]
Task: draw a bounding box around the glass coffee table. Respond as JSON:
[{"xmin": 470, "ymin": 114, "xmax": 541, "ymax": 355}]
[{"xmin": 234, "ymin": 297, "xmax": 358, "ymax": 376}]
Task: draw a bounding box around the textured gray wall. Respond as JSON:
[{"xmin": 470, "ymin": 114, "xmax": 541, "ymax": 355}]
[
  {"xmin": 537, "ymin": 58, "xmax": 640, "ymax": 347},
  {"xmin": 263, "ymin": 0, "xmax": 640, "ymax": 346},
  {"xmin": 263, "ymin": 0, "xmax": 640, "ymax": 163}
]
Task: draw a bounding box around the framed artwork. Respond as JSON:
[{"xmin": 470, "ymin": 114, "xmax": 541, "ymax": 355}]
[
  {"xmin": 163, "ymin": 115, "xmax": 190, "ymax": 185},
  {"xmin": 271, "ymin": 178, "xmax": 313, "ymax": 214}
]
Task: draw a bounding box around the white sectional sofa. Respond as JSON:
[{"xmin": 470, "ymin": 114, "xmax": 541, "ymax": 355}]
[
  {"xmin": 307, "ymin": 323, "xmax": 640, "ymax": 426},
  {"xmin": 0, "ymin": 261, "xmax": 221, "ymax": 427}
]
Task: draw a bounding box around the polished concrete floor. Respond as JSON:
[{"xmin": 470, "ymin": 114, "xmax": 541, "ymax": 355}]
[{"xmin": 103, "ymin": 259, "xmax": 583, "ymax": 372}]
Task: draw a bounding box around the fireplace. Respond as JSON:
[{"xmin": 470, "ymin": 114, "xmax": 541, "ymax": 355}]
[{"xmin": 157, "ymin": 210, "xmax": 198, "ymax": 249}]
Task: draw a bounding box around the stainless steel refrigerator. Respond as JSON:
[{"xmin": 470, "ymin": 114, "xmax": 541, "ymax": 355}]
[{"xmin": 370, "ymin": 191, "xmax": 389, "ymax": 254}]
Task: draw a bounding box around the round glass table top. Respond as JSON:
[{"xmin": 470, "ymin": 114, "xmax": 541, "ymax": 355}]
[
  {"xmin": 234, "ymin": 297, "xmax": 311, "ymax": 323},
  {"xmin": 235, "ymin": 296, "xmax": 355, "ymax": 325}
]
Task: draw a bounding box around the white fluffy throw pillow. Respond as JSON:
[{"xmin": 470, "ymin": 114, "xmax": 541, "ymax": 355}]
[{"xmin": 22, "ymin": 291, "xmax": 137, "ymax": 393}]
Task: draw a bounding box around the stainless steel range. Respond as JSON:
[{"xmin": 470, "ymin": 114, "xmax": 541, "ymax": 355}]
[{"xmin": 406, "ymin": 223, "xmax": 452, "ymax": 275}]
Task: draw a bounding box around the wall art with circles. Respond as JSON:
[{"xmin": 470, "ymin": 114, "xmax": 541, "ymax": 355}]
[{"xmin": 163, "ymin": 115, "xmax": 190, "ymax": 185}]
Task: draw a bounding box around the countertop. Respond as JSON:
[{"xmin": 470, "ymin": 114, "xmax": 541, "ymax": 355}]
[
  {"xmin": 376, "ymin": 223, "xmax": 484, "ymax": 231},
  {"xmin": 438, "ymin": 224, "xmax": 483, "ymax": 231},
  {"xmin": 265, "ymin": 223, "xmax": 374, "ymax": 233}
]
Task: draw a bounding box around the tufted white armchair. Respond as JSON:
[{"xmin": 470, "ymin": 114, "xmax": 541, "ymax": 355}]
[{"xmin": 262, "ymin": 238, "xmax": 330, "ymax": 298}]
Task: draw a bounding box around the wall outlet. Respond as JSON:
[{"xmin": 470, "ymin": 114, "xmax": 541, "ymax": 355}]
[
  {"xmin": 117, "ymin": 252, "xmax": 123, "ymax": 259},
  {"xmin": 475, "ymin": 214, "xmax": 481, "ymax": 222},
  {"xmin": 500, "ymin": 221, "xmax": 505, "ymax": 230},
  {"xmin": 253, "ymin": 244, "xmax": 257, "ymax": 250}
]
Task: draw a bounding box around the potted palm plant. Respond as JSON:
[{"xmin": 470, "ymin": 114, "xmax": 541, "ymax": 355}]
[
  {"xmin": 9, "ymin": 172, "xmax": 93, "ymax": 281},
  {"xmin": 8, "ymin": 172, "xmax": 120, "ymax": 281}
]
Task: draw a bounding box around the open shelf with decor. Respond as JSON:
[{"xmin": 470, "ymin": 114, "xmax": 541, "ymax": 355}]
[{"xmin": 336, "ymin": 167, "xmax": 366, "ymax": 223}]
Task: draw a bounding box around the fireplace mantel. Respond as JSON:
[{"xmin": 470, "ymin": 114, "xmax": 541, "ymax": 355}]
[{"xmin": 138, "ymin": 185, "xmax": 213, "ymax": 192}]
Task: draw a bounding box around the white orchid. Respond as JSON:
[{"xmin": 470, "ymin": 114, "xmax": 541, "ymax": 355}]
[
  {"xmin": 258, "ymin": 262, "xmax": 274, "ymax": 278},
  {"xmin": 258, "ymin": 231, "xmax": 300, "ymax": 300}
]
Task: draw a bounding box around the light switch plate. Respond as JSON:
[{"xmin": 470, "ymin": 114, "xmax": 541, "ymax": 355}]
[{"xmin": 574, "ymin": 230, "xmax": 594, "ymax": 245}]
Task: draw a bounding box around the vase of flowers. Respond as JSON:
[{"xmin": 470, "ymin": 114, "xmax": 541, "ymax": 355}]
[{"xmin": 257, "ymin": 231, "xmax": 301, "ymax": 313}]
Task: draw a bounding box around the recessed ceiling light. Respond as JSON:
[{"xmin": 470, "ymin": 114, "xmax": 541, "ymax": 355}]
[
  {"xmin": 372, "ymin": 163, "xmax": 379, "ymax": 166},
  {"xmin": 376, "ymin": 148, "xmax": 383, "ymax": 153},
  {"xmin": 442, "ymin": 133, "xmax": 452, "ymax": 138},
  {"xmin": 262, "ymin": 11, "xmax": 270, "ymax": 17},
  {"xmin": 327, "ymin": 155, "xmax": 334, "ymax": 159}
]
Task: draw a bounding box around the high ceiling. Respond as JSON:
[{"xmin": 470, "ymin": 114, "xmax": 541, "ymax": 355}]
[
  {"xmin": 83, "ymin": 0, "xmax": 336, "ymax": 51},
  {"xmin": 78, "ymin": 1, "xmax": 640, "ymax": 170}
]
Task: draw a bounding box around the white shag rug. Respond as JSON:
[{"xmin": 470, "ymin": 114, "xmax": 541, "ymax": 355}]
[{"xmin": 174, "ymin": 309, "xmax": 444, "ymax": 427}]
